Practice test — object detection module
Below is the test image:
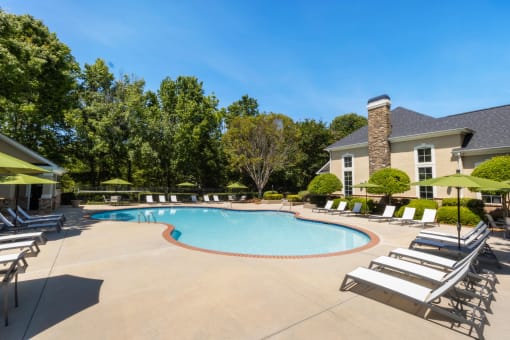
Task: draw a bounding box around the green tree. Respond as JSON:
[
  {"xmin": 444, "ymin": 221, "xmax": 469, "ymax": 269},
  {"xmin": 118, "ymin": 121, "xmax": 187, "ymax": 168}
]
[
  {"xmin": 368, "ymin": 168, "xmax": 411, "ymax": 202},
  {"xmin": 224, "ymin": 94, "xmax": 259, "ymax": 127},
  {"xmin": 472, "ymin": 155, "xmax": 510, "ymax": 216},
  {"xmin": 307, "ymin": 173, "xmax": 342, "ymax": 195},
  {"xmin": 158, "ymin": 76, "xmax": 224, "ymax": 188},
  {"xmin": 330, "ymin": 113, "xmax": 367, "ymax": 141},
  {"xmin": 294, "ymin": 119, "xmax": 333, "ymax": 189},
  {"xmin": 223, "ymin": 113, "xmax": 299, "ymax": 197},
  {"xmin": 0, "ymin": 10, "xmax": 79, "ymax": 162}
]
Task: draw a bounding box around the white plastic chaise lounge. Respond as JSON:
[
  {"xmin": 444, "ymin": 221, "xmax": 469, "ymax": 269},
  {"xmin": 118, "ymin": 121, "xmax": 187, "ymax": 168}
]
[
  {"xmin": 368, "ymin": 205, "xmax": 396, "ymax": 222},
  {"xmin": 1, "ymin": 250, "xmax": 29, "ymax": 326},
  {"xmin": 345, "ymin": 202, "xmax": 363, "ymax": 216},
  {"xmin": 170, "ymin": 195, "xmax": 181, "ymax": 204},
  {"xmin": 0, "ymin": 240, "xmax": 40, "ymax": 257},
  {"xmin": 158, "ymin": 195, "xmax": 167, "ymax": 204},
  {"xmin": 0, "ymin": 212, "xmax": 61, "ymax": 233},
  {"xmin": 17, "ymin": 206, "xmax": 66, "ymax": 223},
  {"xmin": 213, "ymin": 195, "xmax": 222, "ymax": 203},
  {"xmin": 419, "ymin": 221, "xmax": 486, "ymax": 241},
  {"xmin": 328, "ymin": 201, "xmax": 348, "ymax": 214},
  {"xmin": 390, "ymin": 207, "xmax": 416, "ymax": 225},
  {"xmin": 368, "ymin": 240, "xmax": 495, "ymax": 310},
  {"xmin": 340, "ymin": 260, "xmax": 486, "ymax": 339},
  {"xmin": 203, "ymin": 195, "xmax": 213, "ymax": 203},
  {"xmin": 410, "ymin": 225, "xmax": 490, "ymax": 250},
  {"xmin": 312, "ymin": 200, "xmax": 333, "ymax": 213},
  {"xmin": 145, "ymin": 195, "xmax": 154, "ymax": 204},
  {"xmin": 7, "ymin": 208, "xmax": 63, "ymax": 227},
  {"xmin": 410, "ymin": 208, "xmax": 439, "ymax": 228},
  {"xmin": 191, "ymin": 195, "xmax": 199, "ymax": 203}
]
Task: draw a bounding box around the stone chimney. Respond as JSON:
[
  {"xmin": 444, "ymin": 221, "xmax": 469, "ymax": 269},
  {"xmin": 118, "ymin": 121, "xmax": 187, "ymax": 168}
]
[{"xmin": 367, "ymin": 94, "xmax": 391, "ymax": 175}]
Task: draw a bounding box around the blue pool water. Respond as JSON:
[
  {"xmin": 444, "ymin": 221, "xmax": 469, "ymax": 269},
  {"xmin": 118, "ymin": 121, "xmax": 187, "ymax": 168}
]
[{"xmin": 91, "ymin": 207, "xmax": 371, "ymax": 256}]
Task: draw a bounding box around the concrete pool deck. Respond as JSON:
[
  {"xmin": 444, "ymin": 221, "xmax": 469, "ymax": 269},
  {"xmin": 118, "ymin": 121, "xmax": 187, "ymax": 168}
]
[{"xmin": 2, "ymin": 203, "xmax": 510, "ymax": 339}]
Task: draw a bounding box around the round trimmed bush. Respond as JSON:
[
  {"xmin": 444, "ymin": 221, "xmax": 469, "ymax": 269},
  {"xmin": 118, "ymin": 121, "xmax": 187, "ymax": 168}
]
[
  {"xmin": 286, "ymin": 194, "xmax": 301, "ymax": 202},
  {"xmin": 307, "ymin": 173, "xmax": 342, "ymax": 195},
  {"xmin": 263, "ymin": 191, "xmax": 278, "ymax": 199},
  {"xmin": 437, "ymin": 206, "xmax": 481, "ymax": 226}
]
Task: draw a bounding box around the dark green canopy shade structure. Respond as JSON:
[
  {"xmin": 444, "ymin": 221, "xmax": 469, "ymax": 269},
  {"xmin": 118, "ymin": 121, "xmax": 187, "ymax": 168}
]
[
  {"xmin": 176, "ymin": 182, "xmax": 196, "ymax": 187},
  {"xmin": 411, "ymin": 171, "xmax": 510, "ymax": 249},
  {"xmin": 100, "ymin": 178, "xmax": 132, "ymax": 185},
  {"xmin": 226, "ymin": 182, "xmax": 248, "ymax": 190},
  {"xmin": 0, "ymin": 151, "xmax": 49, "ymax": 174}
]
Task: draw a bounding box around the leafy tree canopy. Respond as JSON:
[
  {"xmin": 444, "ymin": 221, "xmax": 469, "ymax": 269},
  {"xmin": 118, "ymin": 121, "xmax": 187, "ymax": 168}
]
[
  {"xmin": 222, "ymin": 113, "xmax": 299, "ymax": 196},
  {"xmin": 0, "ymin": 10, "xmax": 79, "ymax": 162},
  {"xmin": 330, "ymin": 113, "xmax": 367, "ymax": 141},
  {"xmin": 368, "ymin": 168, "xmax": 410, "ymax": 200},
  {"xmin": 307, "ymin": 173, "xmax": 342, "ymax": 195}
]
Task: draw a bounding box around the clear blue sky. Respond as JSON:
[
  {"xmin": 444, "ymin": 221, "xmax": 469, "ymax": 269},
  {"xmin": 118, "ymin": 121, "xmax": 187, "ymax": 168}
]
[{"xmin": 3, "ymin": 0, "xmax": 510, "ymax": 122}]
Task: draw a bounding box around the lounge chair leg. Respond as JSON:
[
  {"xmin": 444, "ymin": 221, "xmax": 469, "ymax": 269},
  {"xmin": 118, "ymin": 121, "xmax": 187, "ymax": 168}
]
[{"xmin": 4, "ymin": 285, "xmax": 8, "ymax": 326}]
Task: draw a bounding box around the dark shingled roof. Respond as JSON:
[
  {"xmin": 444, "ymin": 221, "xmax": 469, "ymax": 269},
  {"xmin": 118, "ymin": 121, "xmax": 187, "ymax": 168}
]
[{"xmin": 326, "ymin": 104, "xmax": 510, "ymax": 152}]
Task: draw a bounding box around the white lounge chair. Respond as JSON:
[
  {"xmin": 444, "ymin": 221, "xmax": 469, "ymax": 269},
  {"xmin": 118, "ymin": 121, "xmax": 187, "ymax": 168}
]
[
  {"xmin": 411, "ymin": 226, "xmax": 489, "ymax": 249},
  {"xmin": 368, "ymin": 205, "xmax": 396, "ymax": 221},
  {"xmin": 7, "ymin": 208, "xmax": 63, "ymax": 226},
  {"xmin": 170, "ymin": 195, "xmax": 181, "ymax": 204},
  {"xmin": 159, "ymin": 195, "xmax": 167, "ymax": 203},
  {"xmin": 18, "ymin": 206, "xmax": 66, "ymax": 223},
  {"xmin": 328, "ymin": 201, "xmax": 348, "ymax": 214},
  {"xmin": 419, "ymin": 221, "xmax": 486, "ymax": 241},
  {"xmin": 345, "ymin": 202, "xmax": 363, "ymax": 216},
  {"xmin": 0, "ymin": 250, "xmax": 29, "ymax": 326},
  {"xmin": 0, "ymin": 231, "xmax": 46, "ymax": 245},
  {"xmin": 145, "ymin": 195, "xmax": 154, "ymax": 204},
  {"xmin": 369, "ymin": 241, "xmax": 495, "ymax": 310},
  {"xmin": 203, "ymin": 195, "xmax": 213, "ymax": 203},
  {"xmin": 312, "ymin": 200, "xmax": 333, "ymax": 213},
  {"xmin": 0, "ymin": 240, "xmax": 40, "ymax": 257},
  {"xmin": 0, "ymin": 212, "xmax": 61, "ymax": 233},
  {"xmin": 410, "ymin": 208, "xmax": 438, "ymax": 228},
  {"xmin": 340, "ymin": 261, "xmax": 485, "ymax": 339},
  {"xmin": 390, "ymin": 207, "xmax": 416, "ymax": 225},
  {"xmin": 191, "ymin": 195, "xmax": 198, "ymax": 203},
  {"xmin": 213, "ymin": 195, "xmax": 222, "ymax": 203}
]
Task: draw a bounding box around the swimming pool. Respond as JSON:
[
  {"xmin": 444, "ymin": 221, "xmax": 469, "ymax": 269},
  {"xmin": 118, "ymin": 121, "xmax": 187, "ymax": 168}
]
[{"xmin": 91, "ymin": 207, "xmax": 374, "ymax": 257}]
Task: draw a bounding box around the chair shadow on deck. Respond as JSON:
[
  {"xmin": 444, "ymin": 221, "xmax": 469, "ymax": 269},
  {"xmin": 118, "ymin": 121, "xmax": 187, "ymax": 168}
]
[{"xmin": 16, "ymin": 274, "xmax": 103, "ymax": 338}]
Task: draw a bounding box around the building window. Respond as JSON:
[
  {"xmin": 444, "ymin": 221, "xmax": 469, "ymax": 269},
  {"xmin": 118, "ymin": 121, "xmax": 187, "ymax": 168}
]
[
  {"xmin": 343, "ymin": 154, "xmax": 353, "ymax": 197},
  {"xmin": 344, "ymin": 156, "xmax": 352, "ymax": 168},
  {"xmin": 481, "ymin": 194, "xmax": 502, "ymax": 204},
  {"xmin": 418, "ymin": 167, "xmax": 433, "ymax": 199},
  {"xmin": 344, "ymin": 171, "xmax": 353, "ymax": 197},
  {"xmin": 417, "ymin": 148, "xmax": 432, "ymax": 163},
  {"xmin": 414, "ymin": 144, "xmax": 435, "ymax": 199}
]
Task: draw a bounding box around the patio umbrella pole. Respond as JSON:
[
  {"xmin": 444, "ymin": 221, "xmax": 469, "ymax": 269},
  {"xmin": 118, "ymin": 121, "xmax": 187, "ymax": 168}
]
[{"xmin": 456, "ymin": 187, "xmax": 461, "ymax": 250}]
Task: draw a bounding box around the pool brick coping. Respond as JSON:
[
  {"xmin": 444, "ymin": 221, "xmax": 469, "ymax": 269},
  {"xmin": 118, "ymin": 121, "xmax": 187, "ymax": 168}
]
[{"xmin": 89, "ymin": 205, "xmax": 380, "ymax": 259}]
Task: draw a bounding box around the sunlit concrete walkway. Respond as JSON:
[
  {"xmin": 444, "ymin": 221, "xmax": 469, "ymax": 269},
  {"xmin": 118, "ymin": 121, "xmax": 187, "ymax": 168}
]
[{"xmin": 2, "ymin": 202, "xmax": 510, "ymax": 339}]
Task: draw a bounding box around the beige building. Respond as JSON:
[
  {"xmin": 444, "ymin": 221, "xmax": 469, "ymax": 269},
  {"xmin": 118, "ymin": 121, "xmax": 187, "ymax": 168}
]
[
  {"xmin": 0, "ymin": 133, "xmax": 65, "ymax": 211},
  {"xmin": 325, "ymin": 95, "xmax": 510, "ymax": 204}
]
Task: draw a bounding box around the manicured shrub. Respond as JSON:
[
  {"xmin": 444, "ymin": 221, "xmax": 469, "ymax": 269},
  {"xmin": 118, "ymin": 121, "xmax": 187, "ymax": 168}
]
[
  {"xmin": 297, "ymin": 190, "xmax": 310, "ymax": 201},
  {"xmin": 307, "ymin": 173, "xmax": 342, "ymax": 195},
  {"xmin": 441, "ymin": 198, "xmax": 485, "ymax": 218},
  {"xmin": 368, "ymin": 168, "xmax": 411, "ymax": 201},
  {"xmin": 395, "ymin": 199, "xmax": 438, "ymax": 220},
  {"xmin": 263, "ymin": 191, "xmax": 278, "ymax": 199},
  {"xmin": 286, "ymin": 194, "xmax": 301, "ymax": 202},
  {"xmin": 437, "ymin": 206, "xmax": 481, "ymax": 226},
  {"xmin": 265, "ymin": 193, "xmax": 283, "ymax": 200}
]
